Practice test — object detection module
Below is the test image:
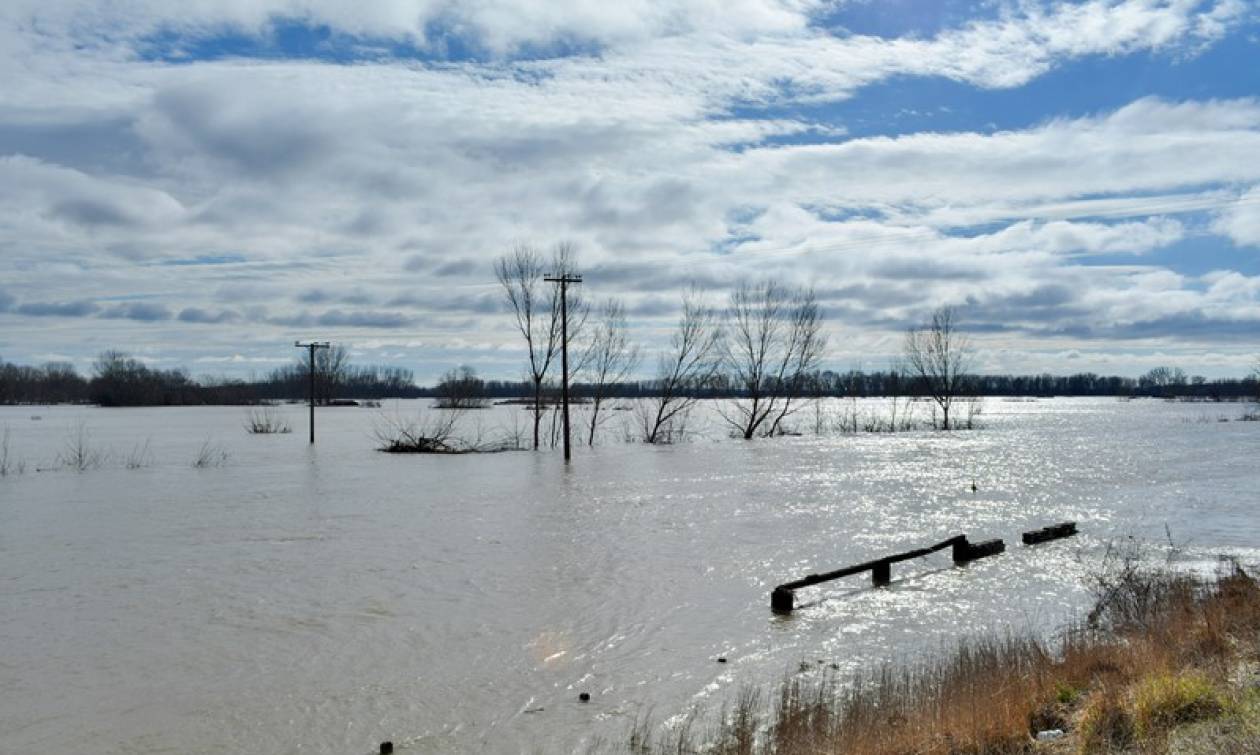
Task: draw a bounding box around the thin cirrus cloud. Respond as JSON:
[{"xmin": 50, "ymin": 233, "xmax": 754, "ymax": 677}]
[{"xmin": 0, "ymin": 1, "xmax": 1257, "ymax": 380}]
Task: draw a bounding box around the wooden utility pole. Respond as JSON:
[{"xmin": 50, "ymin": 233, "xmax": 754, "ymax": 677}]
[
  {"xmin": 295, "ymin": 341, "xmax": 330, "ymax": 444},
  {"xmin": 544, "ymin": 273, "xmax": 582, "ymax": 461}
]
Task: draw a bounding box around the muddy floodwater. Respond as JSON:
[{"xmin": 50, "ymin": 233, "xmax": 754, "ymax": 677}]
[{"xmin": 2, "ymin": 398, "xmax": 1258, "ymax": 753}]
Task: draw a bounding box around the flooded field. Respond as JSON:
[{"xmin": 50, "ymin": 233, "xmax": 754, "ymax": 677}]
[{"xmin": 1, "ymin": 398, "xmax": 1257, "ymax": 754}]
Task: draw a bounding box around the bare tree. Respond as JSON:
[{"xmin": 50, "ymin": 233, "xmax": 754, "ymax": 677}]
[
  {"xmin": 581, "ymin": 299, "xmax": 641, "ymax": 445},
  {"xmin": 298, "ymin": 344, "xmax": 349, "ymax": 405},
  {"xmin": 903, "ymin": 306, "xmax": 973, "ymax": 431},
  {"xmin": 494, "ymin": 242, "xmax": 587, "ymax": 449},
  {"xmin": 434, "ymin": 365, "xmax": 488, "ymax": 409},
  {"xmin": 1140, "ymin": 366, "xmax": 1188, "ymax": 395},
  {"xmin": 639, "ymin": 289, "xmax": 722, "ymax": 444},
  {"xmin": 718, "ymin": 280, "xmax": 828, "ymax": 439}
]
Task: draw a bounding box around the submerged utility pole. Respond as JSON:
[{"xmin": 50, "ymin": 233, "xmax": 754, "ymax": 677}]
[
  {"xmin": 544, "ymin": 272, "xmax": 582, "ymax": 462},
  {"xmin": 295, "ymin": 341, "xmax": 330, "ymax": 444}
]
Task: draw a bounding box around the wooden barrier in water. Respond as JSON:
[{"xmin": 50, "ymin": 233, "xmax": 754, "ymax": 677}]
[
  {"xmin": 1022, "ymin": 521, "xmax": 1078, "ymax": 545},
  {"xmin": 770, "ymin": 534, "xmax": 1006, "ymax": 614},
  {"xmin": 771, "ymin": 521, "xmax": 1081, "ymax": 614}
]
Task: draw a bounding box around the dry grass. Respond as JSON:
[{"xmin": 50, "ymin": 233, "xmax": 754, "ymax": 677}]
[{"xmin": 623, "ymin": 560, "xmax": 1260, "ymax": 755}]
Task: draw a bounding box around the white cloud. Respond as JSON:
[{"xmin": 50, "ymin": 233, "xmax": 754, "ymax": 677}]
[
  {"xmin": 0, "ymin": 1, "xmax": 1257, "ymax": 377},
  {"xmin": 0, "ymin": 0, "xmax": 820, "ymax": 57},
  {"xmin": 1211, "ymin": 185, "xmax": 1260, "ymax": 246}
]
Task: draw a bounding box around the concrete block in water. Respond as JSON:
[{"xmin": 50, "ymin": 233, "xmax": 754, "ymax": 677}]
[
  {"xmin": 955, "ymin": 538, "xmax": 1005, "ymax": 563},
  {"xmin": 1022, "ymin": 521, "xmax": 1078, "ymax": 545},
  {"xmin": 771, "ymin": 587, "xmax": 795, "ymax": 614}
]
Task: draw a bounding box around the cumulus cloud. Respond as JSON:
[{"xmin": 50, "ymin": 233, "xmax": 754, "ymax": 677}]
[
  {"xmin": 1212, "ymin": 185, "xmax": 1260, "ymax": 246},
  {"xmin": 0, "ymin": 1, "xmax": 1256, "ymax": 377}
]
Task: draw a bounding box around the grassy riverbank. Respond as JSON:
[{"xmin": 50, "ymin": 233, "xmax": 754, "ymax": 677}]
[{"xmin": 626, "ymin": 557, "xmax": 1260, "ymax": 754}]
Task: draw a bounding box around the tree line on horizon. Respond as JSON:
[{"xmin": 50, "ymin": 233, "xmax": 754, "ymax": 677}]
[
  {"xmin": 0, "ymin": 349, "xmax": 1256, "ymax": 409},
  {"xmin": 2, "ymin": 265, "xmax": 1258, "ymax": 414}
]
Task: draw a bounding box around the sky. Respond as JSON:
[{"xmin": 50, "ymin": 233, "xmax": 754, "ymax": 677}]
[{"xmin": 1, "ymin": 0, "xmax": 1259, "ymax": 384}]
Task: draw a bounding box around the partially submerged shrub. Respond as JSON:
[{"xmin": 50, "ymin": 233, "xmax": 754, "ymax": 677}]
[
  {"xmin": 0, "ymin": 425, "xmax": 25, "ymax": 476},
  {"xmin": 191, "ymin": 440, "xmax": 229, "ymax": 468},
  {"xmin": 244, "ymin": 406, "xmax": 292, "ymax": 434},
  {"xmin": 1084, "ymin": 536, "xmax": 1194, "ymax": 631},
  {"xmin": 58, "ymin": 420, "xmax": 107, "ymax": 471},
  {"xmin": 374, "ymin": 410, "xmax": 528, "ymax": 454},
  {"xmin": 374, "ymin": 411, "xmax": 467, "ymax": 453},
  {"xmin": 124, "ymin": 438, "xmax": 153, "ymax": 469}
]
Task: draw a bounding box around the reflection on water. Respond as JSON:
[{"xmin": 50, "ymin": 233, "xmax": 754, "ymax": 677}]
[{"xmin": 1, "ymin": 398, "xmax": 1257, "ymax": 753}]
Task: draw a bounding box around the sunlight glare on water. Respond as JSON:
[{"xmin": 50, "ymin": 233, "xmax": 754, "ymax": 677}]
[{"xmin": 1, "ymin": 398, "xmax": 1257, "ymax": 753}]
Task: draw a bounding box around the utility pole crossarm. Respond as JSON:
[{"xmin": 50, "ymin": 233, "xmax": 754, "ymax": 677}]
[{"xmin": 543, "ymin": 274, "xmax": 582, "ymax": 462}]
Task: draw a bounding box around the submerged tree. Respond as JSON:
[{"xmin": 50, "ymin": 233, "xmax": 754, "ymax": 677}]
[
  {"xmin": 1139, "ymin": 366, "xmax": 1189, "ymax": 395},
  {"xmin": 494, "ymin": 241, "xmax": 586, "ymax": 449},
  {"xmin": 296, "ymin": 344, "xmax": 349, "ymax": 405},
  {"xmin": 434, "ymin": 365, "xmax": 488, "ymax": 409},
  {"xmin": 719, "ymin": 280, "xmax": 827, "ymax": 439},
  {"xmin": 903, "ymin": 306, "xmax": 973, "ymax": 431},
  {"xmin": 639, "ymin": 289, "xmax": 723, "ymax": 444},
  {"xmin": 581, "ymin": 299, "xmax": 640, "ymax": 445}
]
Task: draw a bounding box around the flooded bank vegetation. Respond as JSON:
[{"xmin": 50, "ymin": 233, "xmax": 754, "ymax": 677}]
[{"xmin": 619, "ymin": 552, "xmax": 1260, "ymax": 755}]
